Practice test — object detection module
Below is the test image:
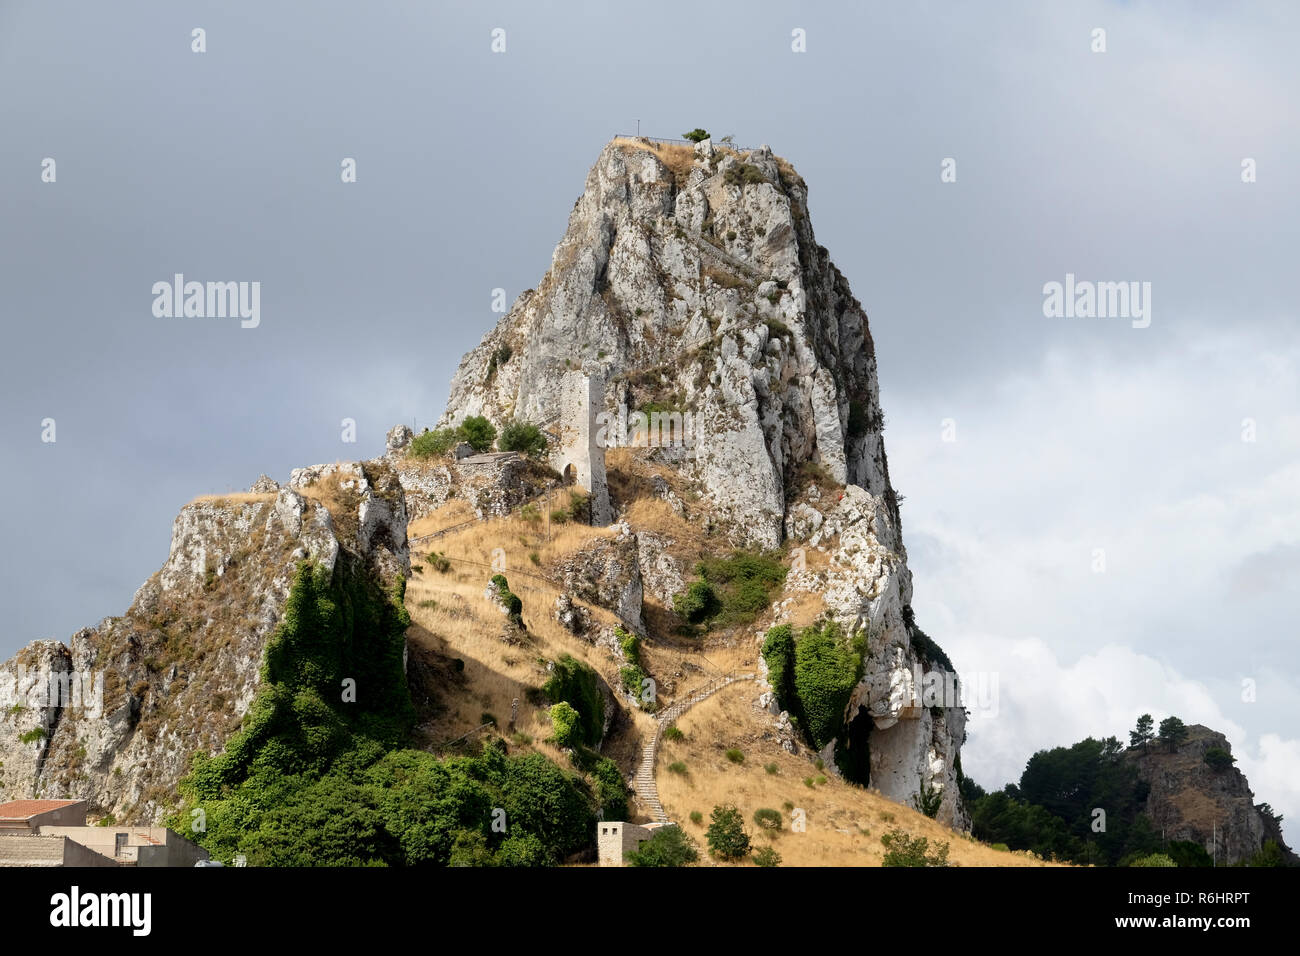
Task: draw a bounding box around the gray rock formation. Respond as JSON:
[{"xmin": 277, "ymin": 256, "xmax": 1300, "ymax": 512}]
[
  {"xmin": 0, "ymin": 460, "xmax": 410, "ymax": 823},
  {"xmin": 440, "ymin": 137, "xmax": 968, "ymax": 827},
  {"xmin": 1126, "ymin": 724, "xmax": 1298, "ymax": 865}
]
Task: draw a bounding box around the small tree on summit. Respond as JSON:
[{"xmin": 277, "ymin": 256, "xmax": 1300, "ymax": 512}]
[
  {"xmin": 1157, "ymin": 716, "xmax": 1188, "ymax": 753},
  {"xmin": 1129, "ymin": 713, "xmax": 1155, "ymax": 751},
  {"xmin": 682, "ymin": 128, "xmax": 711, "ymax": 143}
]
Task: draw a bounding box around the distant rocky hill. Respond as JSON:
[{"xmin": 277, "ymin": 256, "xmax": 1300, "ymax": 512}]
[
  {"xmin": 0, "ymin": 462, "xmax": 408, "ymax": 823},
  {"xmin": 1126, "ymin": 724, "xmax": 1297, "ymax": 866}
]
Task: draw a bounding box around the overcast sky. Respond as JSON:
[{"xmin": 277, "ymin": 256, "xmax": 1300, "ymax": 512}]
[{"xmin": 1, "ymin": 1, "xmax": 1295, "ymax": 844}]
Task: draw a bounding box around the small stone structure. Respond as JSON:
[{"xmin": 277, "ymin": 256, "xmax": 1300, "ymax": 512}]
[
  {"xmin": 596, "ymin": 820, "xmax": 676, "ymax": 866},
  {"xmin": 553, "ymin": 367, "xmax": 611, "ymax": 526}
]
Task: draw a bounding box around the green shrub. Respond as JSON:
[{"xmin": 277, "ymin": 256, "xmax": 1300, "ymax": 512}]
[
  {"xmin": 752, "ymin": 846, "xmax": 781, "ymax": 867},
  {"xmin": 490, "ymin": 574, "xmax": 523, "ymax": 624},
  {"xmin": 480, "ymin": 712, "xmax": 497, "ymax": 727},
  {"xmin": 682, "ymin": 128, "xmax": 710, "ymax": 143},
  {"xmin": 457, "ymin": 415, "xmax": 497, "ymax": 453},
  {"xmin": 918, "ymin": 783, "xmax": 943, "ymax": 819},
  {"xmin": 881, "ymin": 828, "xmax": 950, "ymax": 867},
  {"xmin": 550, "ymin": 702, "xmax": 581, "ymax": 748},
  {"xmin": 499, "ymin": 421, "xmax": 548, "ymax": 458},
  {"xmin": 792, "ymin": 621, "xmax": 865, "ymax": 750},
  {"xmin": 592, "ymin": 757, "xmax": 629, "ymax": 821},
  {"xmin": 18, "ymin": 728, "xmax": 45, "ymax": 745},
  {"xmin": 550, "ymin": 509, "xmax": 569, "ymax": 524},
  {"xmin": 724, "ymin": 748, "xmax": 744, "ymax": 764},
  {"xmin": 626, "ymin": 825, "xmax": 699, "ymax": 867},
  {"xmin": 541, "ymin": 654, "xmax": 604, "ymax": 747},
  {"xmin": 706, "ymin": 804, "xmax": 751, "ymax": 861},
  {"xmin": 1203, "ymin": 747, "xmax": 1235, "ymax": 772},
  {"xmin": 620, "ymin": 664, "xmax": 647, "ymax": 700},
  {"xmin": 674, "ymin": 580, "xmax": 720, "ymax": 625},
  {"xmin": 724, "ymin": 163, "xmax": 767, "ymax": 187},
  {"xmin": 170, "ymin": 562, "xmax": 600, "ymax": 867},
  {"xmin": 663, "ymin": 726, "xmax": 685, "ymax": 742},
  {"xmin": 617, "ymin": 628, "xmax": 641, "ymax": 665},
  {"xmin": 753, "ymin": 808, "xmax": 782, "ymax": 830},
  {"xmin": 409, "ymin": 428, "xmax": 458, "ymax": 459},
  {"xmin": 990, "ymin": 842, "xmax": 1010, "ymax": 852},
  {"xmin": 1130, "ymin": 852, "xmax": 1177, "ymax": 867},
  {"xmin": 697, "ymin": 552, "xmax": 787, "ymax": 623},
  {"xmin": 424, "ymin": 551, "xmax": 450, "ymax": 573},
  {"xmin": 763, "ymin": 762, "xmax": 779, "ymax": 775},
  {"xmin": 689, "ymin": 811, "xmax": 703, "ymax": 825},
  {"xmin": 566, "ymin": 491, "xmax": 590, "ymax": 523},
  {"xmin": 761, "ymin": 624, "xmax": 795, "ymax": 710},
  {"xmin": 668, "ymin": 761, "xmax": 688, "ymax": 776}
]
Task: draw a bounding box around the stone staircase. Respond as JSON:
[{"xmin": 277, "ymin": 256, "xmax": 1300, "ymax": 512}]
[{"xmin": 632, "ymin": 672, "xmax": 757, "ymax": 823}]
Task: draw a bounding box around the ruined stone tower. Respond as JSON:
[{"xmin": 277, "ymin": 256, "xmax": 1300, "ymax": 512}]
[{"xmin": 553, "ymin": 366, "xmax": 611, "ymax": 526}]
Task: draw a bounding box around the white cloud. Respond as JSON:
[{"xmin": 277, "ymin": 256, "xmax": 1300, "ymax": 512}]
[{"xmin": 885, "ymin": 325, "xmax": 1300, "ymax": 847}]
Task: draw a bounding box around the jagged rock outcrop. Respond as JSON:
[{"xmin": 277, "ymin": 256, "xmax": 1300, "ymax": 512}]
[
  {"xmin": 0, "ymin": 460, "xmax": 410, "ymax": 823},
  {"xmin": 439, "ymin": 137, "xmax": 966, "ymax": 826},
  {"xmin": 1126, "ymin": 725, "xmax": 1298, "ymax": 865},
  {"xmin": 555, "ymin": 525, "xmax": 645, "ymax": 633}
]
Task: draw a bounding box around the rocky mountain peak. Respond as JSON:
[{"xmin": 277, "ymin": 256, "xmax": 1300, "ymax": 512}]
[{"xmin": 437, "ymin": 137, "xmax": 967, "ymax": 827}]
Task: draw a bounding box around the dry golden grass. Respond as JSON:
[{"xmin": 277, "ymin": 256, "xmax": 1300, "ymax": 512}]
[
  {"xmin": 405, "ymin": 513, "xmax": 635, "ymax": 761},
  {"xmin": 656, "ymin": 682, "xmax": 1065, "ymax": 867},
  {"xmin": 408, "ymin": 500, "xmax": 477, "ymax": 539},
  {"xmin": 188, "ymin": 492, "xmax": 277, "ymax": 506},
  {"xmin": 612, "ymin": 137, "xmax": 698, "ymax": 177}
]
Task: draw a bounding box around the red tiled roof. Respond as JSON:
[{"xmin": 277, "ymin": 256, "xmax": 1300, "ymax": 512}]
[{"xmin": 0, "ymin": 799, "xmax": 84, "ymax": 821}]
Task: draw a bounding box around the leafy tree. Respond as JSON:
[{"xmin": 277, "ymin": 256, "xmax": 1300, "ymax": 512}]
[
  {"xmin": 1166, "ymin": 840, "xmax": 1213, "ymax": 867},
  {"xmin": 706, "ymin": 804, "xmax": 751, "ymax": 861},
  {"xmin": 499, "ymin": 420, "xmax": 548, "ymax": 458},
  {"xmin": 1129, "ymin": 713, "xmax": 1155, "ymax": 750},
  {"xmin": 1249, "ymin": 840, "xmax": 1286, "ymax": 867},
  {"xmin": 625, "ymin": 825, "xmax": 699, "ymax": 867},
  {"xmin": 1204, "ymin": 747, "xmax": 1235, "ymax": 772},
  {"xmin": 970, "ymin": 735, "xmax": 1159, "ymax": 866},
  {"xmin": 682, "ymin": 128, "xmax": 710, "ymax": 143},
  {"xmin": 457, "ymin": 415, "xmax": 497, "ymax": 453},
  {"xmin": 881, "ymin": 828, "xmax": 950, "ymax": 867},
  {"xmin": 1158, "ymin": 716, "xmax": 1188, "ymax": 753}
]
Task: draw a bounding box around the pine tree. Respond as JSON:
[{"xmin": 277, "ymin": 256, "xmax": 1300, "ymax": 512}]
[{"xmin": 1129, "ymin": 713, "xmax": 1155, "ymax": 750}]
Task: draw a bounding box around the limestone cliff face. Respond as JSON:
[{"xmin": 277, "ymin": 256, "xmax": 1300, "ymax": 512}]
[
  {"xmin": 440, "ymin": 138, "xmax": 967, "ymax": 827},
  {"xmin": 0, "ymin": 461, "xmax": 409, "ymax": 823},
  {"xmin": 1126, "ymin": 725, "xmax": 1298, "ymax": 865}
]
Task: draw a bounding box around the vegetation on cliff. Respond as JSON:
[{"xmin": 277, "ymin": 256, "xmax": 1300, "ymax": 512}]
[{"xmin": 171, "ymin": 560, "xmax": 600, "ymax": 866}]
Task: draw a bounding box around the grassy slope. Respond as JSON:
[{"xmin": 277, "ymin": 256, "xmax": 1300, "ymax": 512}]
[{"xmin": 404, "ymin": 452, "xmax": 1060, "ymax": 866}]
